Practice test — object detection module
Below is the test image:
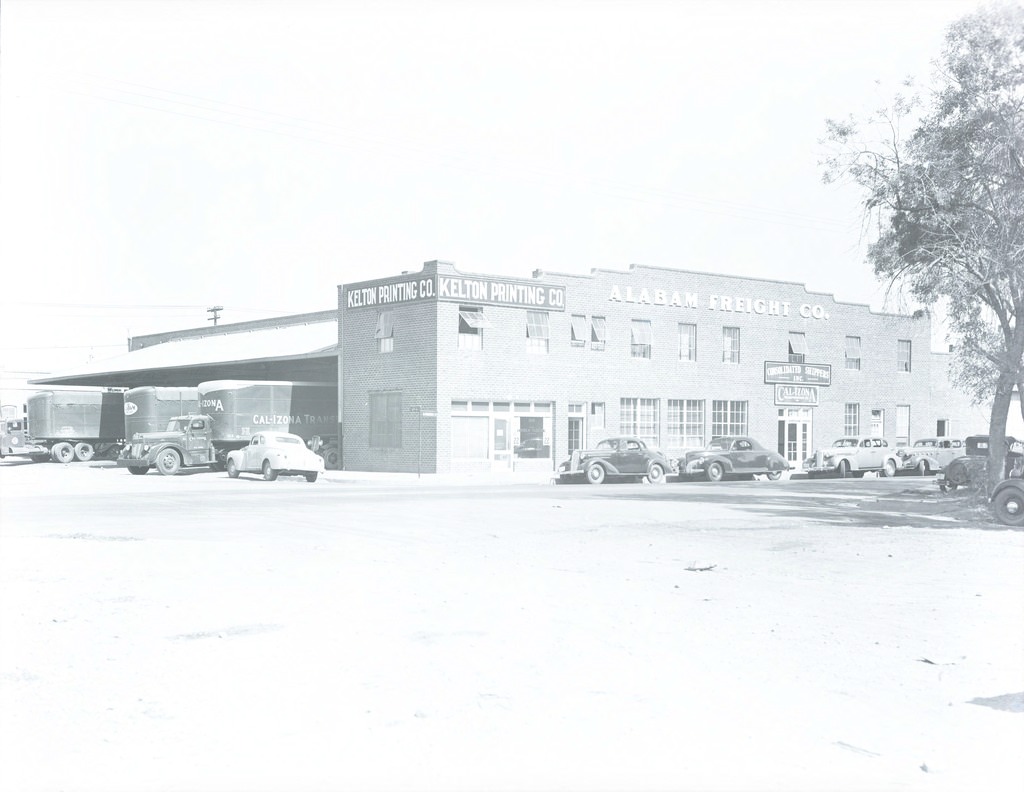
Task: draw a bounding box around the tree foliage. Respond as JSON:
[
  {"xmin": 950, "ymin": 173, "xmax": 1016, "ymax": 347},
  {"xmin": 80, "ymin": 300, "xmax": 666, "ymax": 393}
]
[{"xmin": 822, "ymin": 2, "xmax": 1024, "ymax": 491}]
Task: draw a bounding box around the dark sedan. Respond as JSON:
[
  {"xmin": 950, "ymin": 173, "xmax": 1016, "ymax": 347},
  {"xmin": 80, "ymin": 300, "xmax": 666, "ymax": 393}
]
[
  {"xmin": 557, "ymin": 436, "xmax": 674, "ymax": 484},
  {"xmin": 676, "ymin": 436, "xmax": 790, "ymax": 482}
]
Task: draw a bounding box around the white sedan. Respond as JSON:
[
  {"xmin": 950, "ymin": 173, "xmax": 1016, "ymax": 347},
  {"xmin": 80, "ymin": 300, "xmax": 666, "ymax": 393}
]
[{"xmin": 226, "ymin": 432, "xmax": 326, "ymax": 482}]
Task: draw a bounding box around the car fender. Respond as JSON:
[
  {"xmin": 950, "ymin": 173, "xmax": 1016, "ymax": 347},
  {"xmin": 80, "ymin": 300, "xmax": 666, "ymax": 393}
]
[
  {"xmin": 583, "ymin": 458, "xmax": 618, "ymax": 476},
  {"xmin": 706, "ymin": 454, "xmax": 735, "ymax": 474},
  {"xmin": 993, "ymin": 478, "xmax": 1024, "ymax": 498}
]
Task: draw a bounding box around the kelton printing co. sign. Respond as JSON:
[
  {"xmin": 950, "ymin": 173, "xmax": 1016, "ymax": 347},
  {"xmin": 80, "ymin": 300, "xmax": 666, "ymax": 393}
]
[{"xmin": 345, "ymin": 275, "xmax": 566, "ymax": 311}]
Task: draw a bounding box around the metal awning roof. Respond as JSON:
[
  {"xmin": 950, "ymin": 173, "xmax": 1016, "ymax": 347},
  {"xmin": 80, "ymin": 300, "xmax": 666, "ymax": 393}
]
[{"xmin": 31, "ymin": 320, "xmax": 338, "ymax": 388}]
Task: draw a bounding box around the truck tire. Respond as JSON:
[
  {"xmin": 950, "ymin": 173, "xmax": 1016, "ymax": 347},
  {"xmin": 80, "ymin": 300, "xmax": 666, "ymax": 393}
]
[
  {"xmin": 51, "ymin": 442, "xmax": 75, "ymax": 464},
  {"xmin": 304, "ymin": 472, "xmax": 318, "ymax": 483},
  {"xmin": 321, "ymin": 448, "xmax": 340, "ymax": 470},
  {"xmin": 74, "ymin": 442, "xmax": 95, "ymax": 462},
  {"xmin": 155, "ymin": 449, "xmax": 181, "ymax": 476},
  {"xmin": 262, "ymin": 460, "xmax": 278, "ymax": 481}
]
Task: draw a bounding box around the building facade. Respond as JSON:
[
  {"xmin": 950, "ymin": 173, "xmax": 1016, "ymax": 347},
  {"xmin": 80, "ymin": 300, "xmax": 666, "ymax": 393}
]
[{"xmin": 339, "ymin": 260, "xmax": 981, "ymax": 474}]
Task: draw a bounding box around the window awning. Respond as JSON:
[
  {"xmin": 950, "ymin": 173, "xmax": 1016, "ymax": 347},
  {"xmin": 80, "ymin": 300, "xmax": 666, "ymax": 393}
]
[
  {"xmin": 459, "ymin": 310, "xmax": 492, "ymax": 329},
  {"xmin": 30, "ymin": 320, "xmax": 339, "ymax": 388}
]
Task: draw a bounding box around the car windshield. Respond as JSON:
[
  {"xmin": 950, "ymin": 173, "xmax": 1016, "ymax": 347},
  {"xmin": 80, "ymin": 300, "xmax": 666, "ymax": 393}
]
[
  {"xmin": 596, "ymin": 439, "xmax": 618, "ymax": 450},
  {"xmin": 833, "ymin": 438, "xmax": 859, "ymax": 447},
  {"xmin": 165, "ymin": 419, "xmax": 189, "ymax": 432}
]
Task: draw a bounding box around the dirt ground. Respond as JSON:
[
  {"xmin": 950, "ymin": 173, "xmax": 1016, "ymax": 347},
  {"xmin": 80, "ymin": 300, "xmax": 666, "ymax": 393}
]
[{"xmin": 0, "ymin": 462, "xmax": 1022, "ymax": 792}]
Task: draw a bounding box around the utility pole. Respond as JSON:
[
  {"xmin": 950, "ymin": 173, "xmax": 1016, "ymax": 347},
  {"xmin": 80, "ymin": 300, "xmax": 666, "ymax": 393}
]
[{"xmin": 207, "ymin": 306, "xmax": 224, "ymax": 326}]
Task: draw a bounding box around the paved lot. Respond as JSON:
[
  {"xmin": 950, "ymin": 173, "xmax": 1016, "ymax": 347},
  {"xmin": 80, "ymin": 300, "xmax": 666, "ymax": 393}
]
[{"xmin": 1, "ymin": 461, "xmax": 1022, "ymax": 792}]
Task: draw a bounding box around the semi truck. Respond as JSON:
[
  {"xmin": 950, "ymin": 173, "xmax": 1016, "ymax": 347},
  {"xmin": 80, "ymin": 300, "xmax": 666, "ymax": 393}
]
[
  {"xmin": 117, "ymin": 380, "xmax": 339, "ymax": 476},
  {"xmin": 25, "ymin": 390, "xmax": 127, "ymax": 462}
]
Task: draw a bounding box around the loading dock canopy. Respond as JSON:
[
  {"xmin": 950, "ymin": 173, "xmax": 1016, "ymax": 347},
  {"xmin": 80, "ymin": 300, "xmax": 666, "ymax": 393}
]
[{"xmin": 31, "ymin": 321, "xmax": 339, "ymax": 389}]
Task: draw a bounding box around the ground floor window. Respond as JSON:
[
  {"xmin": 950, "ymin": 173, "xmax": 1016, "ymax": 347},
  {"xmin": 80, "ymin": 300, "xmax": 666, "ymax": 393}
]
[
  {"xmin": 369, "ymin": 391, "xmax": 402, "ymax": 448},
  {"xmin": 896, "ymin": 405, "xmax": 910, "ymax": 445},
  {"xmin": 844, "ymin": 403, "xmax": 860, "ymax": 436},
  {"xmin": 451, "ymin": 416, "xmax": 489, "ymax": 458},
  {"xmin": 711, "ymin": 400, "xmax": 747, "ymax": 437},
  {"xmin": 620, "ymin": 398, "xmax": 660, "ymax": 446},
  {"xmin": 667, "ymin": 399, "xmax": 704, "ymax": 448}
]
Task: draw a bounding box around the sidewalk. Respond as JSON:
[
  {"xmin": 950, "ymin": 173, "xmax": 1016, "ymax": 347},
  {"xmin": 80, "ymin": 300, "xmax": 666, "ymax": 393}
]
[{"xmin": 320, "ymin": 468, "xmax": 556, "ymax": 486}]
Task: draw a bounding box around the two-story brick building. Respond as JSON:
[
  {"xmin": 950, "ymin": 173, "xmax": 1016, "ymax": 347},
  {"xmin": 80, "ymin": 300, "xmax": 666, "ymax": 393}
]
[{"xmin": 340, "ymin": 260, "xmax": 981, "ymax": 474}]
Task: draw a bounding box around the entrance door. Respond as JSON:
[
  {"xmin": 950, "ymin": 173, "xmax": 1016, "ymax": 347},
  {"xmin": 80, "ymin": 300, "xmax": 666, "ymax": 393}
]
[
  {"xmin": 778, "ymin": 408, "xmax": 812, "ymax": 468},
  {"xmin": 492, "ymin": 417, "xmax": 511, "ymax": 471}
]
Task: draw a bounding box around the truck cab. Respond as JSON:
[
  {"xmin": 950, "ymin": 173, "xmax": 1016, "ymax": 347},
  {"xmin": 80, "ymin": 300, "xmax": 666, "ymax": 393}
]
[{"xmin": 117, "ymin": 414, "xmax": 219, "ymax": 475}]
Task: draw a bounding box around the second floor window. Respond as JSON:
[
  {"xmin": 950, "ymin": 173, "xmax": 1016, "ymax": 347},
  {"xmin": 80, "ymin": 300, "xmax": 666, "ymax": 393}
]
[
  {"xmin": 722, "ymin": 327, "xmax": 740, "ymax": 364},
  {"xmin": 845, "ymin": 336, "xmax": 861, "ymax": 370},
  {"xmin": 898, "ymin": 340, "xmax": 912, "ymax": 372},
  {"xmin": 631, "ymin": 320, "xmax": 652, "ymax": 359},
  {"xmin": 526, "ymin": 311, "xmax": 550, "ymax": 354},
  {"xmin": 788, "ymin": 331, "xmax": 808, "ymax": 363},
  {"xmin": 678, "ymin": 323, "xmax": 696, "ymax": 362},
  {"xmin": 375, "ymin": 310, "xmax": 394, "ymax": 353},
  {"xmin": 570, "ymin": 314, "xmax": 587, "ymax": 346},
  {"xmin": 458, "ymin": 306, "xmax": 490, "ymax": 351}
]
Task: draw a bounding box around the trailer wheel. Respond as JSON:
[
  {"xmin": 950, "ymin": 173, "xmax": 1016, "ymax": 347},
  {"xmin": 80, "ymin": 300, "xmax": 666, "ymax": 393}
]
[
  {"xmin": 128, "ymin": 466, "xmax": 148, "ymax": 476},
  {"xmin": 155, "ymin": 449, "xmax": 181, "ymax": 476},
  {"xmin": 262, "ymin": 460, "xmax": 278, "ymax": 481},
  {"xmin": 74, "ymin": 442, "xmax": 95, "ymax": 462},
  {"xmin": 51, "ymin": 442, "xmax": 75, "ymax": 464}
]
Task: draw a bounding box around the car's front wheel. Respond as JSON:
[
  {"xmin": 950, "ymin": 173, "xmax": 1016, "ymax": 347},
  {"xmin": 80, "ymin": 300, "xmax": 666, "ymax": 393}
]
[
  {"xmin": 836, "ymin": 460, "xmax": 851, "ymax": 478},
  {"xmin": 916, "ymin": 460, "xmax": 929, "ymax": 476},
  {"xmin": 765, "ymin": 471, "xmax": 782, "ymax": 481},
  {"xmin": 585, "ymin": 464, "xmax": 606, "ymax": 485},
  {"xmin": 646, "ymin": 463, "xmax": 665, "ymax": 484},
  {"xmin": 226, "ymin": 459, "xmax": 240, "ymax": 479},
  {"xmin": 881, "ymin": 459, "xmax": 897, "ymax": 478},
  {"xmin": 305, "ymin": 472, "xmax": 318, "ymax": 483},
  {"xmin": 705, "ymin": 461, "xmax": 724, "ymax": 482},
  {"xmin": 262, "ymin": 460, "xmax": 279, "ymax": 481},
  {"xmin": 993, "ymin": 486, "xmax": 1024, "ymax": 526}
]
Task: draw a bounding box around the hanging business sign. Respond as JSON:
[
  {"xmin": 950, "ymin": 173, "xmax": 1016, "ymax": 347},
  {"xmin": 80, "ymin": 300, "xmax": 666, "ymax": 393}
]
[
  {"xmin": 774, "ymin": 385, "xmax": 819, "ymax": 406},
  {"xmin": 764, "ymin": 361, "xmax": 832, "ymax": 386},
  {"xmin": 344, "ymin": 274, "xmax": 565, "ymax": 311}
]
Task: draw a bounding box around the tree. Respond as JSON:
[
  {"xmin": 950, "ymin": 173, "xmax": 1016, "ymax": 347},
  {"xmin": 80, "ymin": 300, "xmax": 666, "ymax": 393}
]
[{"xmin": 822, "ymin": 2, "xmax": 1024, "ymax": 492}]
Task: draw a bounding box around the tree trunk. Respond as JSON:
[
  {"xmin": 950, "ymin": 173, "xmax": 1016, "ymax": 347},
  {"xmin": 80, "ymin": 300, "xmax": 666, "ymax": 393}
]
[{"xmin": 986, "ymin": 372, "xmax": 1015, "ymax": 493}]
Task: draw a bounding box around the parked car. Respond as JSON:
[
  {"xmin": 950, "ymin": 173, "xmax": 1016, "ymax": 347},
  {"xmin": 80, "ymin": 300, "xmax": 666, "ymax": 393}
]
[
  {"xmin": 556, "ymin": 436, "xmax": 674, "ymax": 485},
  {"xmin": 225, "ymin": 432, "xmax": 326, "ymax": 482},
  {"xmin": 675, "ymin": 436, "xmax": 789, "ymax": 482},
  {"xmin": 895, "ymin": 437, "xmax": 965, "ymax": 475},
  {"xmin": 801, "ymin": 435, "xmax": 900, "ymax": 478},
  {"xmin": 939, "ymin": 435, "xmax": 1022, "ymax": 492}
]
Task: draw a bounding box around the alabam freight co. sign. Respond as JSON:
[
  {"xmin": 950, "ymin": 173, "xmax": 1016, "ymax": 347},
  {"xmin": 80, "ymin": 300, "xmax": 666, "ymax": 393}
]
[
  {"xmin": 345, "ymin": 275, "xmax": 566, "ymax": 311},
  {"xmin": 607, "ymin": 285, "xmax": 831, "ymax": 320}
]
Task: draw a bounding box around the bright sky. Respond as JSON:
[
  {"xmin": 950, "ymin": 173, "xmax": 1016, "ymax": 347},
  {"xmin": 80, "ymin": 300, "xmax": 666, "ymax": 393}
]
[{"xmin": 0, "ymin": 0, "xmax": 988, "ymax": 407}]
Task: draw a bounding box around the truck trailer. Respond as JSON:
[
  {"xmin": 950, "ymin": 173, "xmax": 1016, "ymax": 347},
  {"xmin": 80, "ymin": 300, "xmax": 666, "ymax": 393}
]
[
  {"xmin": 25, "ymin": 390, "xmax": 127, "ymax": 462},
  {"xmin": 123, "ymin": 386, "xmax": 199, "ymax": 438},
  {"xmin": 118, "ymin": 380, "xmax": 339, "ymax": 476}
]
